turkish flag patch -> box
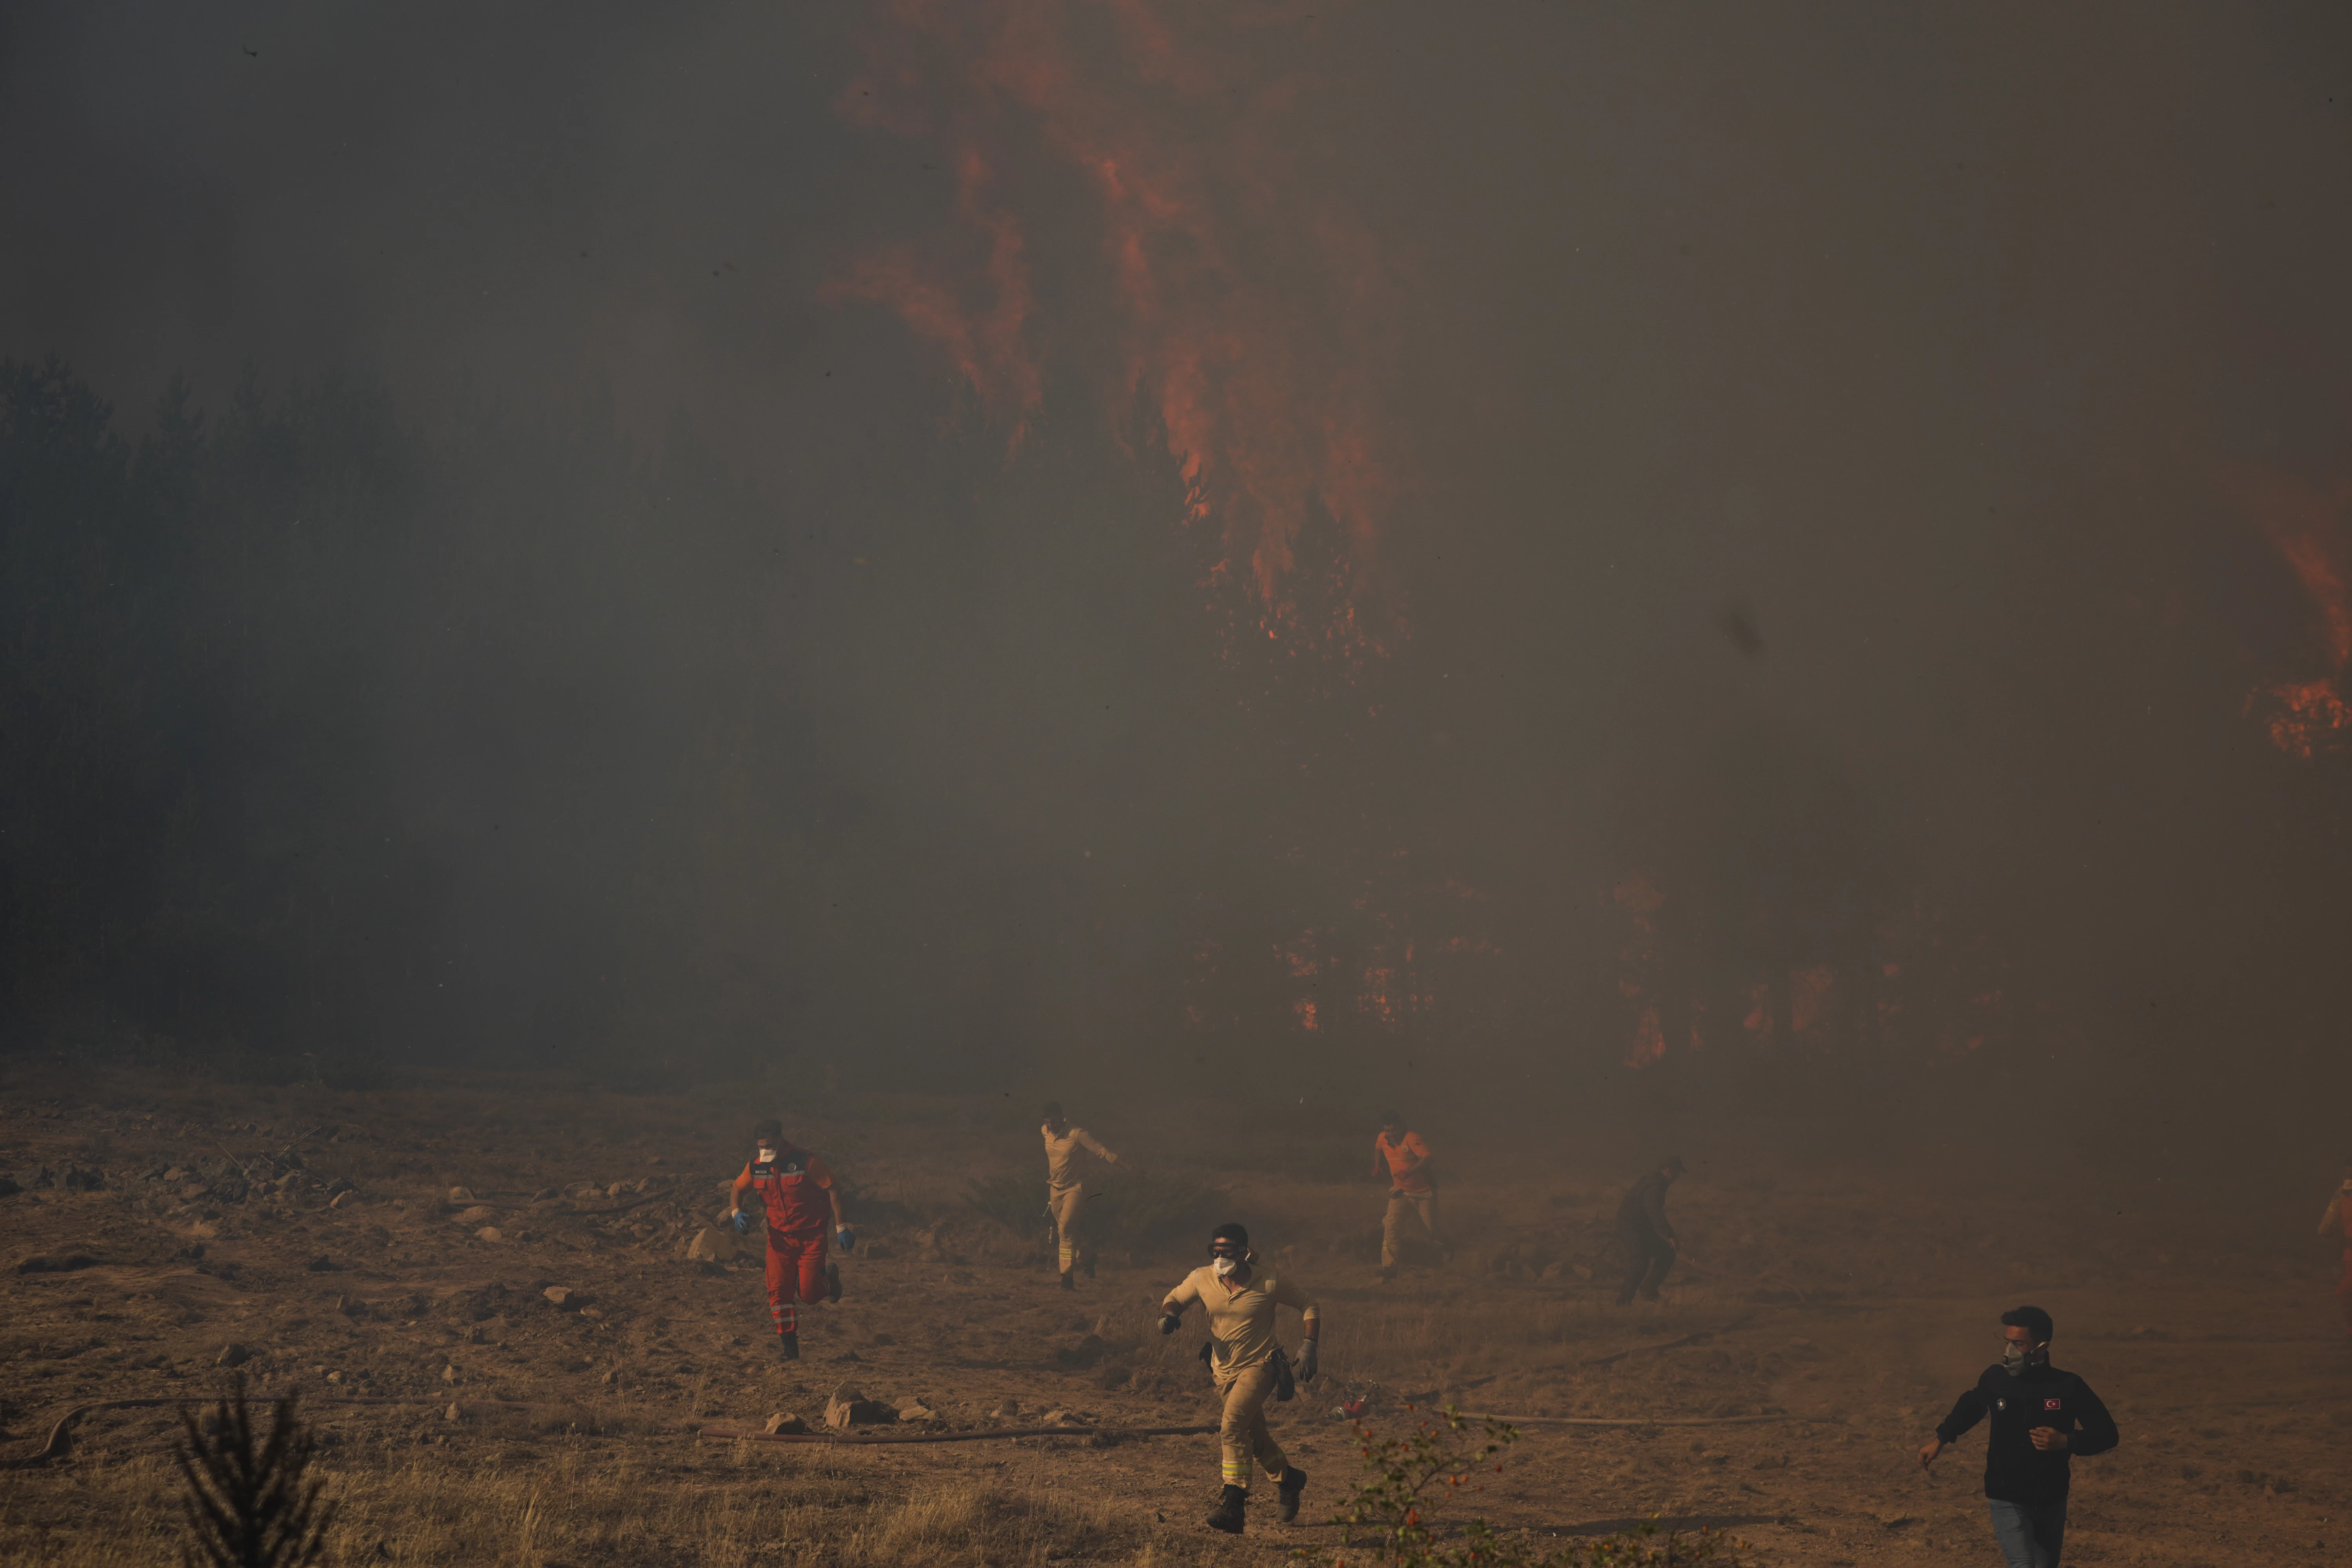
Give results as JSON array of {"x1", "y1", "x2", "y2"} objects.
[{"x1": 2044, "y1": 1398, "x2": 2062, "y2": 1410}]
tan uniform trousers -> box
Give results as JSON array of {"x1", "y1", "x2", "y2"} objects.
[
  {"x1": 1050, "y1": 1184, "x2": 1089, "y2": 1275},
  {"x1": 1215, "y1": 1361, "x2": 1290, "y2": 1488},
  {"x1": 1382, "y1": 1190, "x2": 1443, "y2": 1269}
]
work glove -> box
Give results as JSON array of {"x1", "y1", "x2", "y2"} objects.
[
  {"x1": 1296, "y1": 1341, "x2": 1320, "y2": 1384},
  {"x1": 835, "y1": 1225, "x2": 857, "y2": 1252},
  {"x1": 731, "y1": 1210, "x2": 752, "y2": 1236},
  {"x1": 1158, "y1": 1311, "x2": 1182, "y2": 1336}
]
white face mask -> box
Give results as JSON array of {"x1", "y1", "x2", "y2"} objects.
[
  {"x1": 1212, "y1": 1255, "x2": 1240, "y2": 1277},
  {"x1": 757, "y1": 1146, "x2": 778, "y2": 1163}
]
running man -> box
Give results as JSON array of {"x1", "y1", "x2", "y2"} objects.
[
  {"x1": 1159, "y1": 1221, "x2": 1319, "y2": 1535},
  {"x1": 1919, "y1": 1304, "x2": 2118, "y2": 1568},
  {"x1": 1041, "y1": 1101, "x2": 1129, "y2": 1290},
  {"x1": 1613, "y1": 1154, "x2": 1684, "y2": 1305},
  {"x1": 728, "y1": 1118, "x2": 855, "y2": 1359},
  {"x1": 1372, "y1": 1110, "x2": 1448, "y2": 1281}
]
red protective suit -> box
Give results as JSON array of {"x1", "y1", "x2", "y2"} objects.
[{"x1": 733, "y1": 1146, "x2": 835, "y2": 1333}]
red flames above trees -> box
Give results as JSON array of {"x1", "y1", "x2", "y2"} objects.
[
  {"x1": 2225, "y1": 462, "x2": 2352, "y2": 758},
  {"x1": 827, "y1": 0, "x2": 1402, "y2": 658}
]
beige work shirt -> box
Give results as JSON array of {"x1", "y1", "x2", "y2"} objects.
[
  {"x1": 1042, "y1": 1123, "x2": 1118, "y2": 1194},
  {"x1": 1163, "y1": 1264, "x2": 1319, "y2": 1380}
]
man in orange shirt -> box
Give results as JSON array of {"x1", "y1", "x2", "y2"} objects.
[
  {"x1": 1372, "y1": 1110, "x2": 1448, "y2": 1282},
  {"x1": 728, "y1": 1117, "x2": 854, "y2": 1359},
  {"x1": 2319, "y1": 1160, "x2": 2352, "y2": 1336}
]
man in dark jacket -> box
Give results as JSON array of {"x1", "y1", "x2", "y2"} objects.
[
  {"x1": 1612, "y1": 1154, "x2": 1684, "y2": 1305},
  {"x1": 1919, "y1": 1304, "x2": 2118, "y2": 1568}
]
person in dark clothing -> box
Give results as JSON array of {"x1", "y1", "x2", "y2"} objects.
[
  {"x1": 1918, "y1": 1304, "x2": 2118, "y2": 1568},
  {"x1": 1613, "y1": 1154, "x2": 1685, "y2": 1305}
]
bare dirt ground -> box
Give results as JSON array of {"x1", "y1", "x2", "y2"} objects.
[{"x1": 0, "y1": 1062, "x2": 2342, "y2": 1566}]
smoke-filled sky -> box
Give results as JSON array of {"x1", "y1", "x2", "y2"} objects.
[{"x1": 6, "y1": 3, "x2": 2351, "y2": 1129}]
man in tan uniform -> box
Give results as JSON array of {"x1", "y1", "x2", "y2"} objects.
[
  {"x1": 1159, "y1": 1221, "x2": 1320, "y2": 1534},
  {"x1": 1041, "y1": 1101, "x2": 1127, "y2": 1290}
]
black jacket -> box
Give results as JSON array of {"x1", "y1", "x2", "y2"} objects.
[
  {"x1": 1935, "y1": 1362, "x2": 2118, "y2": 1505},
  {"x1": 1614, "y1": 1170, "x2": 1675, "y2": 1242}
]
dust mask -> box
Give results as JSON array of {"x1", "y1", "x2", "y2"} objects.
[
  {"x1": 1212, "y1": 1256, "x2": 1239, "y2": 1277},
  {"x1": 757, "y1": 1146, "x2": 778, "y2": 1163}
]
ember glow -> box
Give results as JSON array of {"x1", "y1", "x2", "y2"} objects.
[
  {"x1": 829, "y1": 0, "x2": 1403, "y2": 655},
  {"x1": 2225, "y1": 462, "x2": 2352, "y2": 756}
]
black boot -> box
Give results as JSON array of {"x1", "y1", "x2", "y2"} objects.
[
  {"x1": 1277, "y1": 1466, "x2": 1308, "y2": 1523},
  {"x1": 776, "y1": 1330, "x2": 799, "y2": 1360},
  {"x1": 826, "y1": 1261, "x2": 843, "y2": 1303},
  {"x1": 1205, "y1": 1484, "x2": 1246, "y2": 1534},
  {"x1": 1082, "y1": 1255, "x2": 1096, "y2": 1280},
  {"x1": 1058, "y1": 1270, "x2": 1076, "y2": 1291}
]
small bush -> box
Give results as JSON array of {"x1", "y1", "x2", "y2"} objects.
[
  {"x1": 1090, "y1": 1167, "x2": 1227, "y2": 1254},
  {"x1": 963, "y1": 1170, "x2": 1051, "y2": 1240},
  {"x1": 173, "y1": 1374, "x2": 338, "y2": 1568},
  {"x1": 1312, "y1": 1405, "x2": 1748, "y2": 1567}
]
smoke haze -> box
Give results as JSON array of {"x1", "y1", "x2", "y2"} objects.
[{"x1": 6, "y1": 2, "x2": 2351, "y2": 1158}]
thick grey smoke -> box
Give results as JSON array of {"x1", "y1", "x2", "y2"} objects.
[{"x1": 5, "y1": 2, "x2": 2350, "y2": 1158}]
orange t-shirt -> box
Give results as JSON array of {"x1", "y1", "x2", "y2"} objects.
[{"x1": 1376, "y1": 1131, "x2": 1433, "y2": 1194}]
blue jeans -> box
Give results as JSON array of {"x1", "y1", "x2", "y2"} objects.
[{"x1": 1987, "y1": 1497, "x2": 2067, "y2": 1568}]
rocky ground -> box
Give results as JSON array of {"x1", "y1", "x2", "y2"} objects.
[{"x1": 0, "y1": 1063, "x2": 2343, "y2": 1565}]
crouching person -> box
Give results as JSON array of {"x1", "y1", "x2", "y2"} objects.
[{"x1": 1159, "y1": 1221, "x2": 1319, "y2": 1534}]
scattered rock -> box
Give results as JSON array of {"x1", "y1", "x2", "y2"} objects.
[
  {"x1": 190, "y1": 1221, "x2": 221, "y2": 1241},
  {"x1": 543, "y1": 1286, "x2": 577, "y2": 1308},
  {"x1": 326, "y1": 1370, "x2": 345, "y2": 1384},
  {"x1": 448, "y1": 1187, "x2": 474, "y2": 1203},
  {"x1": 686, "y1": 1229, "x2": 739, "y2": 1263},
  {"x1": 764, "y1": 1412, "x2": 808, "y2": 1435},
  {"x1": 1040, "y1": 1407, "x2": 1076, "y2": 1426},
  {"x1": 824, "y1": 1383, "x2": 893, "y2": 1429},
  {"x1": 896, "y1": 1399, "x2": 939, "y2": 1423},
  {"x1": 325, "y1": 1177, "x2": 356, "y2": 1198},
  {"x1": 606, "y1": 1181, "x2": 625, "y2": 1198},
  {"x1": 991, "y1": 1399, "x2": 1020, "y2": 1421},
  {"x1": 215, "y1": 1343, "x2": 251, "y2": 1368},
  {"x1": 444, "y1": 1401, "x2": 461, "y2": 1421},
  {"x1": 164, "y1": 1166, "x2": 190, "y2": 1183},
  {"x1": 441, "y1": 1365, "x2": 459, "y2": 1384},
  {"x1": 305, "y1": 1255, "x2": 339, "y2": 1272},
  {"x1": 474, "y1": 1227, "x2": 503, "y2": 1243},
  {"x1": 329, "y1": 1191, "x2": 357, "y2": 1210},
  {"x1": 457, "y1": 1205, "x2": 496, "y2": 1225},
  {"x1": 1880, "y1": 1514, "x2": 1916, "y2": 1531}
]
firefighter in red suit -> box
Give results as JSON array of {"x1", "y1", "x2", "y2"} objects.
[{"x1": 728, "y1": 1118, "x2": 855, "y2": 1358}]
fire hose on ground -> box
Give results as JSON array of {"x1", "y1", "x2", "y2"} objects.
[{"x1": 9, "y1": 1392, "x2": 1835, "y2": 1470}]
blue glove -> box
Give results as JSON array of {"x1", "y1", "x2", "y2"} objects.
[
  {"x1": 835, "y1": 1225, "x2": 857, "y2": 1252},
  {"x1": 731, "y1": 1210, "x2": 751, "y2": 1235}
]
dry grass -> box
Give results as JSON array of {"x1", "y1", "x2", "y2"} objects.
[{"x1": 0, "y1": 1443, "x2": 1180, "y2": 1568}]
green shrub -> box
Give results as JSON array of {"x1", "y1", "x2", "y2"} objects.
[
  {"x1": 1309, "y1": 1405, "x2": 1749, "y2": 1567},
  {"x1": 964, "y1": 1169, "x2": 1052, "y2": 1240}
]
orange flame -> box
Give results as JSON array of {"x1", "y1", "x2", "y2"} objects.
[
  {"x1": 2223, "y1": 462, "x2": 2352, "y2": 756},
  {"x1": 829, "y1": 0, "x2": 1401, "y2": 650}
]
